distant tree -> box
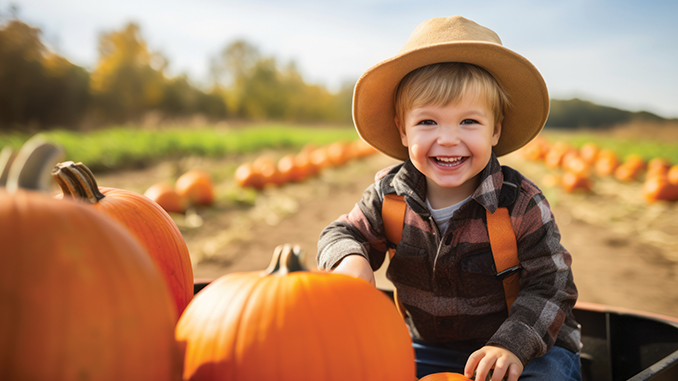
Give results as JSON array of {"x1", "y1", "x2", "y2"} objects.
[
  {"x1": 161, "y1": 75, "x2": 227, "y2": 119},
  {"x1": 0, "y1": 19, "x2": 89, "y2": 130},
  {"x1": 89, "y1": 22, "x2": 166, "y2": 122},
  {"x1": 210, "y1": 39, "x2": 259, "y2": 88},
  {"x1": 209, "y1": 39, "x2": 353, "y2": 123},
  {"x1": 547, "y1": 98, "x2": 666, "y2": 129}
]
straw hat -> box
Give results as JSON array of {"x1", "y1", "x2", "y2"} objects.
[{"x1": 353, "y1": 16, "x2": 549, "y2": 160}]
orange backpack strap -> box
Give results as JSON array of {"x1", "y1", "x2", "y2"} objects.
[
  {"x1": 381, "y1": 194, "x2": 407, "y2": 318},
  {"x1": 383, "y1": 194, "x2": 407, "y2": 254},
  {"x1": 486, "y1": 207, "x2": 521, "y2": 311}
]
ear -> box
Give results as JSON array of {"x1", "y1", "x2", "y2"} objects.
[
  {"x1": 491, "y1": 122, "x2": 502, "y2": 147},
  {"x1": 395, "y1": 117, "x2": 408, "y2": 147}
]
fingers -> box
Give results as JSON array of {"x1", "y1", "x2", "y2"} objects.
[
  {"x1": 464, "y1": 347, "x2": 523, "y2": 381},
  {"x1": 464, "y1": 350, "x2": 482, "y2": 379},
  {"x1": 505, "y1": 363, "x2": 522, "y2": 381}
]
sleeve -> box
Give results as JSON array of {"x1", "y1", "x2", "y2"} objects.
[
  {"x1": 316, "y1": 181, "x2": 391, "y2": 272},
  {"x1": 486, "y1": 189, "x2": 578, "y2": 366}
]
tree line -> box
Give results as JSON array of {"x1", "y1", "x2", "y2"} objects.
[
  {"x1": 546, "y1": 99, "x2": 672, "y2": 129},
  {"x1": 1, "y1": 12, "x2": 673, "y2": 132},
  {"x1": 0, "y1": 16, "x2": 354, "y2": 132}
]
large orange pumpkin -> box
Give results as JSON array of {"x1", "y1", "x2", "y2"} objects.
[
  {"x1": 176, "y1": 244, "x2": 415, "y2": 381},
  {"x1": 419, "y1": 372, "x2": 472, "y2": 381},
  {"x1": 52, "y1": 161, "x2": 194, "y2": 318},
  {"x1": 0, "y1": 187, "x2": 181, "y2": 380}
]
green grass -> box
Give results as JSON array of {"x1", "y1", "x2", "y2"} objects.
[
  {"x1": 4, "y1": 124, "x2": 675, "y2": 173},
  {"x1": 0, "y1": 123, "x2": 358, "y2": 172},
  {"x1": 541, "y1": 130, "x2": 678, "y2": 164}
]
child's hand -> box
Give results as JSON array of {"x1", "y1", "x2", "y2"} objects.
[
  {"x1": 464, "y1": 345, "x2": 522, "y2": 381},
  {"x1": 332, "y1": 254, "x2": 376, "y2": 286}
]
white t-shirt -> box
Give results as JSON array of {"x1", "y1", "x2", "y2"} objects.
[{"x1": 426, "y1": 195, "x2": 472, "y2": 234}]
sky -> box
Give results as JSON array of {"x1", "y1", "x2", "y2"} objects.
[{"x1": 5, "y1": 0, "x2": 678, "y2": 119}]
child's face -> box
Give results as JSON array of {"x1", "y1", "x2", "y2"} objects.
[{"x1": 396, "y1": 94, "x2": 501, "y2": 203}]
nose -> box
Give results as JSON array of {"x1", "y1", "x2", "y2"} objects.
[{"x1": 436, "y1": 125, "x2": 461, "y2": 146}]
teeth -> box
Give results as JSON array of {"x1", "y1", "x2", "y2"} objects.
[{"x1": 436, "y1": 157, "x2": 463, "y2": 163}]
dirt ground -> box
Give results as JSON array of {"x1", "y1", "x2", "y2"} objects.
[{"x1": 95, "y1": 148, "x2": 678, "y2": 319}]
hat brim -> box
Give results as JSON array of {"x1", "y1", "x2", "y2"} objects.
[{"x1": 353, "y1": 41, "x2": 549, "y2": 160}]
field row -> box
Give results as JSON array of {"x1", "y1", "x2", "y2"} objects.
[{"x1": 517, "y1": 136, "x2": 678, "y2": 203}]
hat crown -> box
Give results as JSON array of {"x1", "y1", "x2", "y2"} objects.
[{"x1": 399, "y1": 16, "x2": 502, "y2": 55}]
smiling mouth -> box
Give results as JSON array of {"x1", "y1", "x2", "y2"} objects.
[{"x1": 433, "y1": 156, "x2": 467, "y2": 167}]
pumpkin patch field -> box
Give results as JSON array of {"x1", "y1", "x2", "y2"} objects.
[
  {"x1": 2, "y1": 123, "x2": 678, "y2": 378},
  {"x1": 90, "y1": 124, "x2": 678, "y2": 318}
]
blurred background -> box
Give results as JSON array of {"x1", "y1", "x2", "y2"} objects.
[
  {"x1": 2, "y1": 0, "x2": 678, "y2": 317},
  {"x1": 1, "y1": 0, "x2": 677, "y2": 131}
]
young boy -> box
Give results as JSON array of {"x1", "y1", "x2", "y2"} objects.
[{"x1": 317, "y1": 16, "x2": 581, "y2": 381}]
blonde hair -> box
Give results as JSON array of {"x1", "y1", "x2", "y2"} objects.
[{"x1": 394, "y1": 63, "x2": 510, "y2": 130}]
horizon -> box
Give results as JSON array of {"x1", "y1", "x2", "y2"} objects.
[{"x1": 5, "y1": 0, "x2": 678, "y2": 120}]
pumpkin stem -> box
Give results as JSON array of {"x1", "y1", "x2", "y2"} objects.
[
  {"x1": 263, "y1": 244, "x2": 307, "y2": 276},
  {"x1": 4, "y1": 135, "x2": 65, "y2": 192},
  {"x1": 51, "y1": 161, "x2": 106, "y2": 204}
]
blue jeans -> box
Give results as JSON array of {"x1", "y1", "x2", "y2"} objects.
[{"x1": 414, "y1": 342, "x2": 581, "y2": 380}]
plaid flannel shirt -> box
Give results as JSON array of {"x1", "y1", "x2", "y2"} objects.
[{"x1": 317, "y1": 153, "x2": 581, "y2": 366}]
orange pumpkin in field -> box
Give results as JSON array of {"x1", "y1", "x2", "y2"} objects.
[
  {"x1": 234, "y1": 162, "x2": 265, "y2": 190},
  {"x1": 544, "y1": 142, "x2": 572, "y2": 169},
  {"x1": 594, "y1": 149, "x2": 620, "y2": 177},
  {"x1": 642, "y1": 175, "x2": 678, "y2": 203},
  {"x1": 52, "y1": 161, "x2": 194, "y2": 318},
  {"x1": 351, "y1": 139, "x2": 377, "y2": 158},
  {"x1": 579, "y1": 142, "x2": 600, "y2": 164},
  {"x1": 562, "y1": 152, "x2": 590, "y2": 177},
  {"x1": 252, "y1": 156, "x2": 286, "y2": 187},
  {"x1": 176, "y1": 244, "x2": 415, "y2": 381},
  {"x1": 309, "y1": 146, "x2": 331, "y2": 169},
  {"x1": 325, "y1": 141, "x2": 351, "y2": 166},
  {"x1": 614, "y1": 154, "x2": 646, "y2": 182},
  {"x1": 519, "y1": 137, "x2": 550, "y2": 161},
  {"x1": 144, "y1": 182, "x2": 186, "y2": 213},
  {"x1": 277, "y1": 154, "x2": 305, "y2": 183},
  {"x1": 419, "y1": 373, "x2": 472, "y2": 381},
  {"x1": 646, "y1": 157, "x2": 672, "y2": 178},
  {"x1": 176, "y1": 169, "x2": 215, "y2": 206},
  {"x1": 668, "y1": 165, "x2": 678, "y2": 186},
  {"x1": 561, "y1": 171, "x2": 592, "y2": 193},
  {"x1": 294, "y1": 150, "x2": 320, "y2": 179}
]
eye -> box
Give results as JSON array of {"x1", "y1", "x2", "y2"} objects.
[
  {"x1": 460, "y1": 119, "x2": 480, "y2": 125},
  {"x1": 417, "y1": 119, "x2": 437, "y2": 126}
]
